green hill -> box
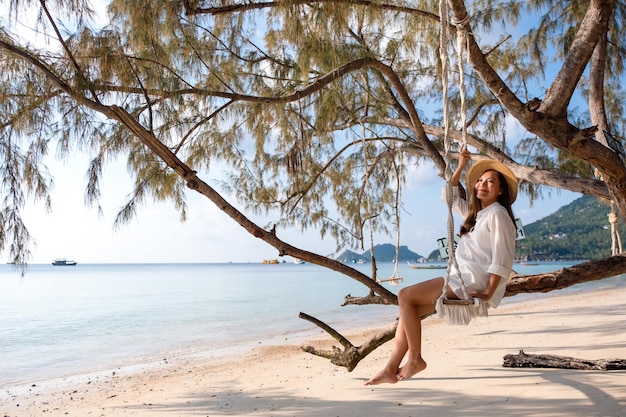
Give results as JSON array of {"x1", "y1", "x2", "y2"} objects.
[
  {"x1": 336, "y1": 195, "x2": 624, "y2": 263},
  {"x1": 516, "y1": 195, "x2": 624, "y2": 261}
]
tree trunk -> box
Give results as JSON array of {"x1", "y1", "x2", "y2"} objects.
[{"x1": 505, "y1": 254, "x2": 626, "y2": 296}]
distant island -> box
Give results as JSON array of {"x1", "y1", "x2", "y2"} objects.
[
  {"x1": 335, "y1": 195, "x2": 624, "y2": 263},
  {"x1": 336, "y1": 244, "x2": 422, "y2": 263}
]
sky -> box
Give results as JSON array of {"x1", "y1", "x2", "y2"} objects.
[
  {"x1": 7, "y1": 0, "x2": 581, "y2": 264},
  {"x1": 18, "y1": 148, "x2": 579, "y2": 264}
]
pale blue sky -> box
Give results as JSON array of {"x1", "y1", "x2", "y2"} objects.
[{"x1": 20, "y1": 147, "x2": 578, "y2": 264}]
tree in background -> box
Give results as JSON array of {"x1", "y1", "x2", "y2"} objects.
[{"x1": 1, "y1": 0, "x2": 625, "y2": 368}]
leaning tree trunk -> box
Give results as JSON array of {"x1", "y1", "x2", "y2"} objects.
[{"x1": 505, "y1": 254, "x2": 626, "y2": 296}]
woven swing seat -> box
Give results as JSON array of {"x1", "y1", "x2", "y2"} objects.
[
  {"x1": 441, "y1": 298, "x2": 476, "y2": 306},
  {"x1": 436, "y1": 296, "x2": 488, "y2": 325}
]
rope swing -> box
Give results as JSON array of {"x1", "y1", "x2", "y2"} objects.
[
  {"x1": 381, "y1": 146, "x2": 404, "y2": 285},
  {"x1": 359, "y1": 86, "x2": 403, "y2": 286},
  {"x1": 435, "y1": 0, "x2": 488, "y2": 325}
]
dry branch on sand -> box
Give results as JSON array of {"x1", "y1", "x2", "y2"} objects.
[{"x1": 503, "y1": 350, "x2": 626, "y2": 370}]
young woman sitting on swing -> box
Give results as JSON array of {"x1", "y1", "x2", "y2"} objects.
[{"x1": 365, "y1": 146, "x2": 518, "y2": 385}]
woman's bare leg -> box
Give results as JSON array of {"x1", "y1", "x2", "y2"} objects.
[
  {"x1": 396, "y1": 277, "x2": 444, "y2": 380},
  {"x1": 364, "y1": 277, "x2": 443, "y2": 385},
  {"x1": 363, "y1": 317, "x2": 409, "y2": 385}
]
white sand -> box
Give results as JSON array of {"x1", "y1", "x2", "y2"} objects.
[{"x1": 2, "y1": 287, "x2": 625, "y2": 416}]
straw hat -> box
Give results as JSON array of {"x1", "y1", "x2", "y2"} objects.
[{"x1": 467, "y1": 159, "x2": 518, "y2": 203}]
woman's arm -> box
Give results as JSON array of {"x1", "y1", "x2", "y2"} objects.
[
  {"x1": 470, "y1": 274, "x2": 502, "y2": 301},
  {"x1": 451, "y1": 145, "x2": 471, "y2": 186}
]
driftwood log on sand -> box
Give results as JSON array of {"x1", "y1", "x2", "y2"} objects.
[{"x1": 503, "y1": 350, "x2": 626, "y2": 370}]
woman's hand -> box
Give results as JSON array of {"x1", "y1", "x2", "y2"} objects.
[
  {"x1": 469, "y1": 289, "x2": 494, "y2": 301},
  {"x1": 471, "y1": 274, "x2": 502, "y2": 302},
  {"x1": 451, "y1": 145, "x2": 472, "y2": 186},
  {"x1": 458, "y1": 145, "x2": 471, "y2": 169}
]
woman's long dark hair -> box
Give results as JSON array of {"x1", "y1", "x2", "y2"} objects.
[{"x1": 459, "y1": 170, "x2": 516, "y2": 237}]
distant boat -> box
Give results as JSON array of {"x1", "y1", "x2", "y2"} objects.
[
  {"x1": 262, "y1": 259, "x2": 279, "y2": 264},
  {"x1": 52, "y1": 258, "x2": 77, "y2": 266},
  {"x1": 407, "y1": 261, "x2": 446, "y2": 270},
  {"x1": 356, "y1": 259, "x2": 366, "y2": 264},
  {"x1": 293, "y1": 259, "x2": 305, "y2": 264}
]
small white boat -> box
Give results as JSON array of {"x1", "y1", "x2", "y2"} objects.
[
  {"x1": 517, "y1": 261, "x2": 539, "y2": 266},
  {"x1": 407, "y1": 261, "x2": 446, "y2": 269},
  {"x1": 52, "y1": 258, "x2": 77, "y2": 266}
]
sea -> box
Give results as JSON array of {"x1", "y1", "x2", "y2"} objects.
[{"x1": 1, "y1": 261, "x2": 624, "y2": 387}]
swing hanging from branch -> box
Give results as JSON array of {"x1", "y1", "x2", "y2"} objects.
[
  {"x1": 435, "y1": 0, "x2": 488, "y2": 325},
  {"x1": 379, "y1": 146, "x2": 404, "y2": 286},
  {"x1": 359, "y1": 116, "x2": 403, "y2": 286}
]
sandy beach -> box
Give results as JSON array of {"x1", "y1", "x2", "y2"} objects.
[{"x1": 2, "y1": 286, "x2": 625, "y2": 417}]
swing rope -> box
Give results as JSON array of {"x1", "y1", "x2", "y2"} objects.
[
  {"x1": 359, "y1": 81, "x2": 403, "y2": 285},
  {"x1": 386, "y1": 146, "x2": 404, "y2": 285},
  {"x1": 360, "y1": 118, "x2": 379, "y2": 282},
  {"x1": 435, "y1": 0, "x2": 487, "y2": 325},
  {"x1": 609, "y1": 207, "x2": 623, "y2": 255}
]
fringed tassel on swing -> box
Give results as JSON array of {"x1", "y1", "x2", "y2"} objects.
[{"x1": 436, "y1": 296, "x2": 488, "y2": 325}]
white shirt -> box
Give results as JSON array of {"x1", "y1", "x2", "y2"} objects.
[{"x1": 445, "y1": 186, "x2": 516, "y2": 308}]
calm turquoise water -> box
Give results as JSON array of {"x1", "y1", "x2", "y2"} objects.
[{"x1": 0, "y1": 261, "x2": 622, "y2": 386}]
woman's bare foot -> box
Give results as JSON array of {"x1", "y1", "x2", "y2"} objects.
[
  {"x1": 397, "y1": 358, "x2": 427, "y2": 380},
  {"x1": 364, "y1": 369, "x2": 399, "y2": 386}
]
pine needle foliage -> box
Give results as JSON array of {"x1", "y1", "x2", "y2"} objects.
[{"x1": 0, "y1": 0, "x2": 625, "y2": 263}]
